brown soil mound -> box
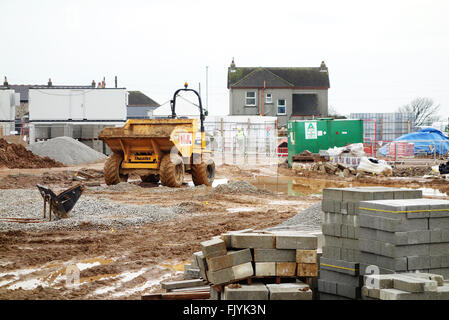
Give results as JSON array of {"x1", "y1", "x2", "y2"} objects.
[{"x1": 0, "y1": 139, "x2": 64, "y2": 169}]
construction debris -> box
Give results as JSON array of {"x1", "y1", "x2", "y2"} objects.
[
  {"x1": 294, "y1": 157, "x2": 394, "y2": 177},
  {"x1": 439, "y1": 161, "x2": 449, "y2": 175},
  {"x1": 323, "y1": 143, "x2": 366, "y2": 159},
  {"x1": 357, "y1": 157, "x2": 393, "y2": 176},
  {"x1": 292, "y1": 150, "x2": 324, "y2": 163},
  {"x1": 303, "y1": 161, "x2": 357, "y2": 177}
]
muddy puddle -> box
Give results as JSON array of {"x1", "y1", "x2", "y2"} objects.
[
  {"x1": 250, "y1": 176, "x2": 348, "y2": 196},
  {"x1": 249, "y1": 175, "x2": 448, "y2": 198}
]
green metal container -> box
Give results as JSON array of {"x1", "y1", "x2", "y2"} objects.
[{"x1": 287, "y1": 119, "x2": 363, "y2": 166}]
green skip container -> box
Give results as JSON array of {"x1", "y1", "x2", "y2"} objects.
[{"x1": 287, "y1": 118, "x2": 363, "y2": 166}]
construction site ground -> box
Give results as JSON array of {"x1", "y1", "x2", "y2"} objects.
[{"x1": 0, "y1": 161, "x2": 448, "y2": 300}]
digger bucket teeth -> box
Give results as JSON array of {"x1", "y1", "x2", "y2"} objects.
[{"x1": 37, "y1": 184, "x2": 85, "y2": 220}]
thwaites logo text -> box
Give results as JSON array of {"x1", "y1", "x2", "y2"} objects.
[{"x1": 179, "y1": 133, "x2": 193, "y2": 146}]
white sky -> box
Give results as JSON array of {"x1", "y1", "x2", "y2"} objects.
[{"x1": 1, "y1": 0, "x2": 448, "y2": 119}]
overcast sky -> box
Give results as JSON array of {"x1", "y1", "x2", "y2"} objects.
[{"x1": 1, "y1": 0, "x2": 448, "y2": 120}]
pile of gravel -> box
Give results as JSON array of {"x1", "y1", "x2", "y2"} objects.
[
  {"x1": 214, "y1": 180, "x2": 270, "y2": 194},
  {"x1": 28, "y1": 136, "x2": 107, "y2": 165},
  {"x1": 276, "y1": 202, "x2": 323, "y2": 228},
  {"x1": 103, "y1": 182, "x2": 143, "y2": 192},
  {"x1": 0, "y1": 189, "x2": 185, "y2": 232},
  {"x1": 89, "y1": 183, "x2": 209, "y2": 194}
]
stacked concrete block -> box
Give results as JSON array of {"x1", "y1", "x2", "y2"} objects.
[
  {"x1": 362, "y1": 273, "x2": 449, "y2": 300},
  {"x1": 266, "y1": 282, "x2": 313, "y2": 300},
  {"x1": 183, "y1": 253, "x2": 201, "y2": 280},
  {"x1": 318, "y1": 257, "x2": 362, "y2": 299},
  {"x1": 321, "y1": 187, "x2": 422, "y2": 263},
  {"x1": 272, "y1": 231, "x2": 319, "y2": 278},
  {"x1": 200, "y1": 238, "x2": 254, "y2": 285},
  {"x1": 359, "y1": 198, "x2": 449, "y2": 278},
  {"x1": 228, "y1": 230, "x2": 319, "y2": 279},
  {"x1": 183, "y1": 264, "x2": 201, "y2": 280},
  {"x1": 223, "y1": 281, "x2": 312, "y2": 300},
  {"x1": 194, "y1": 229, "x2": 320, "y2": 299},
  {"x1": 319, "y1": 187, "x2": 423, "y2": 300},
  {"x1": 193, "y1": 251, "x2": 208, "y2": 281},
  {"x1": 223, "y1": 283, "x2": 269, "y2": 300}
]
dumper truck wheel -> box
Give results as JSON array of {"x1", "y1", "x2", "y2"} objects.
[
  {"x1": 140, "y1": 174, "x2": 160, "y2": 183},
  {"x1": 160, "y1": 154, "x2": 184, "y2": 187},
  {"x1": 192, "y1": 159, "x2": 215, "y2": 186},
  {"x1": 104, "y1": 153, "x2": 128, "y2": 185}
]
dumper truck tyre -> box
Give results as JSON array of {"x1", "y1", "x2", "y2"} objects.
[
  {"x1": 191, "y1": 159, "x2": 215, "y2": 186},
  {"x1": 140, "y1": 174, "x2": 160, "y2": 183},
  {"x1": 160, "y1": 154, "x2": 184, "y2": 187},
  {"x1": 104, "y1": 152, "x2": 128, "y2": 185}
]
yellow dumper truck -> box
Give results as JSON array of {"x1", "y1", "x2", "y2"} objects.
[{"x1": 99, "y1": 84, "x2": 215, "y2": 187}]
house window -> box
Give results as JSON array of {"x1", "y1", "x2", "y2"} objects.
[
  {"x1": 277, "y1": 99, "x2": 286, "y2": 115},
  {"x1": 245, "y1": 91, "x2": 256, "y2": 106},
  {"x1": 265, "y1": 93, "x2": 272, "y2": 104}
]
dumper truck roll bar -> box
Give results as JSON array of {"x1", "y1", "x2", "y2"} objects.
[{"x1": 171, "y1": 82, "x2": 205, "y2": 134}]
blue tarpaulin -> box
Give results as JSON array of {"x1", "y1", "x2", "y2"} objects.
[{"x1": 379, "y1": 128, "x2": 449, "y2": 156}]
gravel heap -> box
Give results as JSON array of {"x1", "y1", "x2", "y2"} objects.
[
  {"x1": 88, "y1": 183, "x2": 209, "y2": 194},
  {"x1": 276, "y1": 202, "x2": 323, "y2": 228},
  {"x1": 102, "y1": 182, "x2": 143, "y2": 192},
  {"x1": 214, "y1": 180, "x2": 271, "y2": 195},
  {"x1": 28, "y1": 136, "x2": 106, "y2": 165},
  {"x1": 0, "y1": 189, "x2": 184, "y2": 232}
]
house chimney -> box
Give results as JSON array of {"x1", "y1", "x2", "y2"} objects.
[
  {"x1": 91, "y1": 80, "x2": 96, "y2": 88},
  {"x1": 230, "y1": 58, "x2": 236, "y2": 72},
  {"x1": 3, "y1": 76, "x2": 8, "y2": 87},
  {"x1": 115, "y1": 76, "x2": 117, "y2": 88},
  {"x1": 48, "y1": 78, "x2": 52, "y2": 87},
  {"x1": 320, "y1": 61, "x2": 328, "y2": 72}
]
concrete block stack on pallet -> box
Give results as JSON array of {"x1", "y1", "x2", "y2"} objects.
[
  {"x1": 359, "y1": 198, "x2": 449, "y2": 279},
  {"x1": 193, "y1": 229, "x2": 318, "y2": 300},
  {"x1": 319, "y1": 187, "x2": 423, "y2": 300},
  {"x1": 362, "y1": 272, "x2": 449, "y2": 300}
]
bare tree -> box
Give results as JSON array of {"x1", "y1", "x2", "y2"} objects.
[
  {"x1": 327, "y1": 105, "x2": 346, "y2": 119},
  {"x1": 398, "y1": 97, "x2": 441, "y2": 126}
]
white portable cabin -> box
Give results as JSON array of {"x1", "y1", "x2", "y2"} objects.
[
  {"x1": 0, "y1": 89, "x2": 18, "y2": 135},
  {"x1": 29, "y1": 88, "x2": 128, "y2": 121}
]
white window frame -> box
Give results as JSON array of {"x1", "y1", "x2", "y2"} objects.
[
  {"x1": 245, "y1": 91, "x2": 257, "y2": 106},
  {"x1": 277, "y1": 99, "x2": 286, "y2": 115},
  {"x1": 265, "y1": 93, "x2": 272, "y2": 104}
]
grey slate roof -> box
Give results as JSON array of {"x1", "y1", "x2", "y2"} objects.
[
  {"x1": 228, "y1": 66, "x2": 330, "y2": 89},
  {"x1": 127, "y1": 91, "x2": 160, "y2": 107}
]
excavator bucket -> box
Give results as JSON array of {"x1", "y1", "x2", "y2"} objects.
[{"x1": 37, "y1": 184, "x2": 85, "y2": 220}]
